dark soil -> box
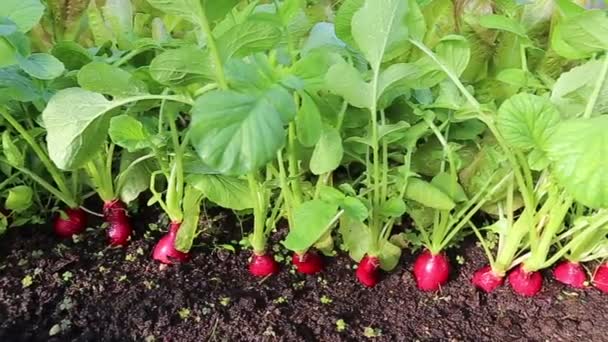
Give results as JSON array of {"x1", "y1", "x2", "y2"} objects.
[{"x1": 0, "y1": 208, "x2": 606, "y2": 342}]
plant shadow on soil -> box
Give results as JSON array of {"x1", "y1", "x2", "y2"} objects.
[{"x1": 0, "y1": 204, "x2": 606, "y2": 342}]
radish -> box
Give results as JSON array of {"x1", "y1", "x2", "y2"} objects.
[
  {"x1": 152, "y1": 222, "x2": 190, "y2": 264},
  {"x1": 593, "y1": 264, "x2": 608, "y2": 293},
  {"x1": 103, "y1": 200, "x2": 132, "y2": 246},
  {"x1": 292, "y1": 251, "x2": 323, "y2": 275},
  {"x1": 472, "y1": 265, "x2": 505, "y2": 293},
  {"x1": 54, "y1": 208, "x2": 87, "y2": 238},
  {"x1": 249, "y1": 252, "x2": 279, "y2": 277},
  {"x1": 553, "y1": 261, "x2": 586, "y2": 288},
  {"x1": 508, "y1": 264, "x2": 542, "y2": 296},
  {"x1": 356, "y1": 254, "x2": 380, "y2": 288},
  {"x1": 413, "y1": 250, "x2": 450, "y2": 291}
]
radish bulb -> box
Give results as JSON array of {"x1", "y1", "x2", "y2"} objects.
[
  {"x1": 356, "y1": 254, "x2": 380, "y2": 288},
  {"x1": 553, "y1": 261, "x2": 586, "y2": 288},
  {"x1": 152, "y1": 222, "x2": 190, "y2": 264},
  {"x1": 54, "y1": 208, "x2": 87, "y2": 238},
  {"x1": 292, "y1": 251, "x2": 323, "y2": 275},
  {"x1": 508, "y1": 264, "x2": 542, "y2": 296},
  {"x1": 413, "y1": 250, "x2": 450, "y2": 291},
  {"x1": 472, "y1": 266, "x2": 504, "y2": 293},
  {"x1": 248, "y1": 252, "x2": 279, "y2": 277},
  {"x1": 103, "y1": 200, "x2": 132, "y2": 246},
  {"x1": 593, "y1": 264, "x2": 608, "y2": 293}
]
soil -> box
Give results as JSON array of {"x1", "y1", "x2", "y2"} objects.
[{"x1": 0, "y1": 207, "x2": 606, "y2": 342}]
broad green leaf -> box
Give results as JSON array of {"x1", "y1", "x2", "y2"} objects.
[
  {"x1": 497, "y1": 93, "x2": 561, "y2": 151},
  {"x1": 0, "y1": 0, "x2": 44, "y2": 32},
  {"x1": 378, "y1": 240, "x2": 401, "y2": 271},
  {"x1": 190, "y1": 86, "x2": 296, "y2": 175},
  {"x1": 103, "y1": 0, "x2": 133, "y2": 46},
  {"x1": 290, "y1": 49, "x2": 337, "y2": 90},
  {"x1": 379, "y1": 197, "x2": 406, "y2": 218},
  {"x1": 175, "y1": 186, "x2": 204, "y2": 252},
  {"x1": 296, "y1": 92, "x2": 322, "y2": 147},
  {"x1": 431, "y1": 172, "x2": 467, "y2": 202},
  {"x1": 0, "y1": 38, "x2": 17, "y2": 67},
  {"x1": 551, "y1": 59, "x2": 608, "y2": 118},
  {"x1": 318, "y1": 185, "x2": 346, "y2": 204},
  {"x1": 0, "y1": 18, "x2": 17, "y2": 36},
  {"x1": 557, "y1": 11, "x2": 608, "y2": 57},
  {"x1": 545, "y1": 116, "x2": 608, "y2": 208},
  {"x1": 87, "y1": 0, "x2": 113, "y2": 45},
  {"x1": 325, "y1": 61, "x2": 371, "y2": 109},
  {"x1": 339, "y1": 212, "x2": 371, "y2": 262},
  {"x1": 310, "y1": 126, "x2": 343, "y2": 175},
  {"x1": 204, "y1": 0, "x2": 239, "y2": 22},
  {"x1": 405, "y1": 177, "x2": 455, "y2": 210},
  {"x1": 377, "y1": 63, "x2": 418, "y2": 100},
  {"x1": 340, "y1": 196, "x2": 368, "y2": 222},
  {"x1": 351, "y1": 0, "x2": 409, "y2": 67},
  {"x1": 435, "y1": 35, "x2": 470, "y2": 77},
  {"x1": 17, "y1": 53, "x2": 65, "y2": 80},
  {"x1": 149, "y1": 46, "x2": 215, "y2": 85},
  {"x1": 118, "y1": 151, "x2": 151, "y2": 204},
  {"x1": 108, "y1": 115, "x2": 151, "y2": 152},
  {"x1": 146, "y1": 0, "x2": 203, "y2": 25},
  {"x1": 334, "y1": 0, "x2": 363, "y2": 47},
  {"x1": 301, "y1": 22, "x2": 345, "y2": 54},
  {"x1": 78, "y1": 62, "x2": 144, "y2": 97},
  {"x1": 51, "y1": 41, "x2": 93, "y2": 70},
  {"x1": 188, "y1": 174, "x2": 254, "y2": 210},
  {"x1": 283, "y1": 200, "x2": 339, "y2": 252},
  {"x1": 496, "y1": 69, "x2": 543, "y2": 89},
  {"x1": 42, "y1": 88, "x2": 116, "y2": 170},
  {"x1": 478, "y1": 14, "x2": 528, "y2": 38},
  {"x1": 5, "y1": 185, "x2": 32, "y2": 212},
  {"x1": 0, "y1": 68, "x2": 40, "y2": 103},
  {"x1": 217, "y1": 17, "x2": 282, "y2": 60}
]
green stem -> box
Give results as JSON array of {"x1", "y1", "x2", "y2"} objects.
[
  {"x1": 0, "y1": 109, "x2": 76, "y2": 207},
  {"x1": 247, "y1": 172, "x2": 266, "y2": 253},
  {"x1": 276, "y1": 151, "x2": 294, "y2": 227},
  {"x1": 287, "y1": 122, "x2": 302, "y2": 205},
  {"x1": 583, "y1": 52, "x2": 608, "y2": 119}
]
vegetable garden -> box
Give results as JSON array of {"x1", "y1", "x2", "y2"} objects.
[{"x1": 1, "y1": 0, "x2": 608, "y2": 340}]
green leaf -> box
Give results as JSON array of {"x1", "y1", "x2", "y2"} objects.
[
  {"x1": 146, "y1": 0, "x2": 203, "y2": 25},
  {"x1": 557, "y1": 11, "x2": 608, "y2": 57},
  {"x1": 188, "y1": 174, "x2": 254, "y2": 210},
  {"x1": 175, "y1": 186, "x2": 204, "y2": 252},
  {"x1": 42, "y1": 88, "x2": 116, "y2": 170},
  {"x1": 118, "y1": 151, "x2": 151, "y2": 204},
  {"x1": 87, "y1": 0, "x2": 114, "y2": 45},
  {"x1": 551, "y1": 59, "x2": 608, "y2": 118},
  {"x1": 545, "y1": 116, "x2": 608, "y2": 208},
  {"x1": 431, "y1": 172, "x2": 467, "y2": 203},
  {"x1": 317, "y1": 185, "x2": 346, "y2": 204},
  {"x1": 339, "y1": 212, "x2": 371, "y2": 262},
  {"x1": 0, "y1": 0, "x2": 44, "y2": 32},
  {"x1": 497, "y1": 93, "x2": 561, "y2": 151},
  {"x1": 377, "y1": 63, "x2": 418, "y2": 100},
  {"x1": 78, "y1": 62, "x2": 145, "y2": 97},
  {"x1": 17, "y1": 53, "x2": 65, "y2": 80},
  {"x1": 379, "y1": 197, "x2": 406, "y2": 218},
  {"x1": 5, "y1": 185, "x2": 32, "y2": 212},
  {"x1": 310, "y1": 125, "x2": 343, "y2": 175},
  {"x1": 217, "y1": 17, "x2": 282, "y2": 60},
  {"x1": 0, "y1": 18, "x2": 17, "y2": 36},
  {"x1": 351, "y1": 0, "x2": 409, "y2": 67},
  {"x1": 108, "y1": 115, "x2": 151, "y2": 152},
  {"x1": 296, "y1": 92, "x2": 322, "y2": 147},
  {"x1": 435, "y1": 35, "x2": 470, "y2": 77},
  {"x1": 283, "y1": 199, "x2": 339, "y2": 252},
  {"x1": 149, "y1": 46, "x2": 215, "y2": 85},
  {"x1": 301, "y1": 22, "x2": 345, "y2": 54},
  {"x1": 325, "y1": 61, "x2": 371, "y2": 109},
  {"x1": 340, "y1": 196, "x2": 368, "y2": 222},
  {"x1": 334, "y1": 0, "x2": 363, "y2": 47},
  {"x1": 0, "y1": 67, "x2": 40, "y2": 103},
  {"x1": 378, "y1": 240, "x2": 401, "y2": 271},
  {"x1": 478, "y1": 14, "x2": 529, "y2": 38},
  {"x1": 2, "y1": 131, "x2": 24, "y2": 167},
  {"x1": 190, "y1": 86, "x2": 296, "y2": 175},
  {"x1": 203, "y1": 0, "x2": 239, "y2": 22},
  {"x1": 51, "y1": 41, "x2": 93, "y2": 70},
  {"x1": 405, "y1": 177, "x2": 455, "y2": 210}
]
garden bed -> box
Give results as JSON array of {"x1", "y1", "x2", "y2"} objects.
[{"x1": 1, "y1": 210, "x2": 605, "y2": 342}]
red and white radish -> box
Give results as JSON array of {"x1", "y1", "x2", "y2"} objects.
[
  {"x1": 356, "y1": 254, "x2": 380, "y2": 288},
  {"x1": 553, "y1": 261, "x2": 586, "y2": 288},
  {"x1": 413, "y1": 250, "x2": 450, "y2": 291},
  {"x1": 508, "y1": 264, "x2": 542, "y2": 296},
  {"x1": 103, "y1": 200, "x2": 132, "y2": 246},
  {"x1": 292, "y1": 251, "x2": 323, "y2": 275},
  {"x1": 54, "y1": 208, "x2": 87, "y2": 238},
  {"x1": 249, "y1": 252, "x2": 279, "y2": 277},
  {"x1": 152, "y1": 222, "x2": 190, "y2": 264},
  {"x1": 593, "y1": 263, "x2": 608, "y2": 293},
  {"x1": 472, "y1": 265, "x2": 504, "y2": 293}
]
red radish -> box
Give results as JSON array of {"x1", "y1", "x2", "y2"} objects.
[
  {"x1": 553, "y1": 261, "x2": 586, "y2": 288},
  {"x1": 593, "y1": 264, "x2": 608, "y2": 293},
  {"x1": 413, "y1": 250, "x2": 450, "y2": 291},
  {"x1": 508, "y1": 264, "x2": 542, "y2": 296},
  {"x1": 472, "y1": 265, "x2": 504, "y2": 293},
  {"x1": 292, "y1": 251, "x2": 323, "y2": 275},
  {"x1": 103, "y1": 200, "x2": 132, "y2": 246},
  {"x1": 152, "y1": 222, "x2": 190, "y2": 264},
  {"x1": 356, "y1": 254, "x2": 380, "y2": 288},
  {"x1": 248, "y1": 252, "x2": 279, "y2": 277},
  {"x1": 54, "y1": 208, "x2": 87, "y2": 238}
]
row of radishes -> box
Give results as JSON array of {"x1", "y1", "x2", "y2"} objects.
[{"x1": 51, "y1": 206, "x2": 608, "y2": 297}]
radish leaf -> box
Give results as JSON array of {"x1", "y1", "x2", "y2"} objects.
[{"x1": 283, "y1": 199, "x2": 339, "y2": 252}]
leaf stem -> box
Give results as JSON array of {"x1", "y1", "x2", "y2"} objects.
[
  {"x1": 198, "y1": 7, "x2": 228, "y2": 89},
  {"x1": 583, "y1": 52, "x2": 608, "y2": 119}
]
